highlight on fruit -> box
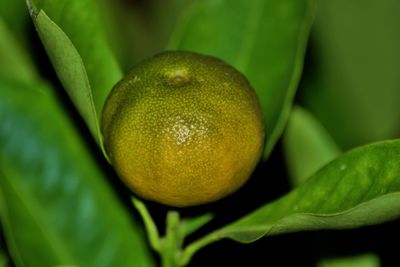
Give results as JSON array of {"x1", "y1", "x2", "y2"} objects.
[{"x1": 101, "y1": 51, "x2": 265, "y2": 207}]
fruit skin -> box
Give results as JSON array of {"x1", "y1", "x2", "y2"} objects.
[{"x1": 101, "y1": 51, "x2": 264, "y2": 207}]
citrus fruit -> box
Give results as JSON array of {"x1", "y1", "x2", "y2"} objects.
[{"x1": 101, "y1": 51, "x2": 264, "y2": 207}]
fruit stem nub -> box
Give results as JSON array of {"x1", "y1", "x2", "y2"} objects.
[{"x1": 164, "y1": 68, "x2": 190, "y2": 87}]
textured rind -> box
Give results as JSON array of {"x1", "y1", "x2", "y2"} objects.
[{"x1": 102, "y1": 51, "x2": 264, "y2": 207}]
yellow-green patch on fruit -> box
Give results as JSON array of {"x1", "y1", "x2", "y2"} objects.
[{"x1": 101, "y1": 51, "x2": 264, "y2": 207}]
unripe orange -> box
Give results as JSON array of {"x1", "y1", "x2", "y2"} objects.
[{"x1": 102, "y1": 51, "x2": 264, "y2": 207}]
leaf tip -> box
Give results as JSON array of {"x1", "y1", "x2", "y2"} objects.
[{"x1": 25, "y1": 0, "x2": 39, "y2": 18}]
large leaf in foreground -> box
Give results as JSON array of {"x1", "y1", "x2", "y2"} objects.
[
  {"x1": 169, "y1": 0, "x2": 316, "y2": 158},
  {"x1": 26, "y1": 0, "x2": 123, "y2": 150},
  {"x1": 0, "y1": 79, "x2": 154, "y2": 267},
  {"x1": 183, "y1": 140, "x2": 400, "y2": 261}
]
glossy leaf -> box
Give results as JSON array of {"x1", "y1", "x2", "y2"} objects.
[
  {"x1": 301, "y1": 0, "x2": 400, "y2": 149},
  {"x1": 0, "y1": 79, "x2": 154, "y2": 267},
  {"x1": 220, "y1": 140, "x2": 400, "y2": 241},
  {"x1": 169, "y1": 0, "x2": 316, "y2": 159},
  {"x1": 27, "y1": 0, "x2": 123, "y2": 150},
  {"x1": 283, "y1": 106, "x2": 341, "y2": 186},
  {"x1": 182, "y1": 140, "x2": 400, "y2": 261}
]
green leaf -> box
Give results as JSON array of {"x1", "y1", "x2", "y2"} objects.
[
  {"x1": 26, "y1": 0, "x2": 123, "y2": 151},
  {"x1": 0, "y1": 252, "x2": 6, "y2": 267},
  {"x1": 182, "y1": 140, "x2": 400, "y2": 261},
  {"x1": 0, "y1": 18, "x2": 37, "y2": 82},
  {"x1": 104, "y1": 0, "x2": 194, "y2": 70},
  {"x1": 0, "y1": 235, "x2": 8, "y2": 267},
  {"x1": 181, "y1": 213, "x2": 213, "y2": 237},
  {"x1": 0, "y1": 78, "x2": 154, "y2": 267},
  {"x1": 169, "y1": 0, "x2": 316, "y2": 159},
  {"x1": 31, "y1": 10, "x2": 102, "y2": 149},
  {"x1": 318, "y1": 254, "x2": 380, "y2": 267},
  {"x1": 301, "y1": 0, "x2": 400, "y2": 149},
  {"x1": 0, "y1": 0, "x2": 31, "y2": 43},
  {"x1": 220, "y1": 140, "x2": 400, "y2": 241},
  {"x1": 283, "y1": 106, "x2": 341, "y2": 186}
]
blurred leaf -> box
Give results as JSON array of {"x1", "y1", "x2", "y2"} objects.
[
  {"x1": 183, "y1": 140, "x2": 400, "y2": 260},
  {"x1": 169, "y1": 0, "x2": 316, "y2": 159},
  {"x1": 103, "y1": 0, "x2": 194, "y2": 70},
  {"x1": 26, "y1": 0, "x2": 123, "y2": 151},
  {"x1": 0, "y1": 234, "x2": 8, "y2": 267},
  {"x1": 0, "y1": 78, "x2": 154, "y2": 267},
  {"x1": 0, "y1": 252, "x2": 6, "y2": 267},
  {"x1": 283, "y1": 106, "x2": 341, "y2": 186},
  {"x1": 0, "y1": 0, "x2": 31, "y2": 42},
  {"x1": 301, "y1": 0, "x2": 400, "y2": 149},
  {"x1": 0, "y1": 18, "x2": 37, "y2": 82},
  {"x1": 318, "y1": 254, "x2": 380, "y2": 267}
]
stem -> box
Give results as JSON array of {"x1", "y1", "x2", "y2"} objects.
[
  {"x1": 161, "y1": 211, "x2": 183, "y2": 267},
  {"x1": 132, "y1": 197, "x2": 219, "y2": 267},
  {"x1": 132, "y1": 197, "x2": 161, "y2": 252},
  {"x1": 179, "y1": 232, "x2": 220, "y2": 266}
]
